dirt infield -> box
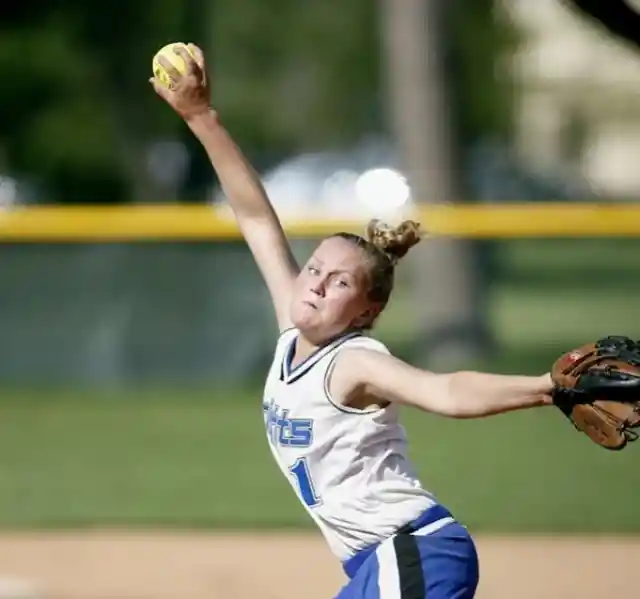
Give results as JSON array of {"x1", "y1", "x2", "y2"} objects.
[{"x1": 0, "y1": 532, "x2": 635, "y2": 599}]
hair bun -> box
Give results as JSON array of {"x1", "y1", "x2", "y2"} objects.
[{"x1": 365, "y1": 219, "x2": 423, "y2": 263}]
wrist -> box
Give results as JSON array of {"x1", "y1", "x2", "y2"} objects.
[
  {"x1": 539, "y1": 372, "x2": 553, "y2": 392},
  {"x1": 185, "y1": 108, "x2": 220, "y2": 131},
  {"x1": 538, "y1": 372, "x2": 554, "y2": 405}
]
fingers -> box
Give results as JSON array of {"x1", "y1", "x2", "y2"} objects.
[
  {"x1": 187, "y1": 43, "x2": 205, "y2": 71},
  {"x1": 150, "y1": 42, "x2": 208, "y2": 107},
  {"x1": 157, "y1": 55, "x2": 182, "y2": 84},
  {"x1": 174, "y1": 45, "x2": 200, "y2": 77},
  {"x1": 187, "y1": 44, "x2": 207, "y2": 86}
]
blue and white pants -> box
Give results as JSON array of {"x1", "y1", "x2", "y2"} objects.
[{"x1": 335, "y1": 505, "x2": 479, "y2": 599}]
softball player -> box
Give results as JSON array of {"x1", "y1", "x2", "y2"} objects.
[{"x1": 151, "y1": 44, "x2": 554, "y2": 599}]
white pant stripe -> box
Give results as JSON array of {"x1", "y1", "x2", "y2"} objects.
[
  {"x1": 375, "y1": 516, "x2": 454, "y2": 598},
  {"x1": 376, "y1": 537, "x2": 401, "y2": 599},
  {"x1": 412, "y1": 516, "x2": 455, "y2": 537}
]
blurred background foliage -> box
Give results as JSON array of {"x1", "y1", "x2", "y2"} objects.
[{"x1": 0, "y1": 0, "x2": 518, "y2": 204}]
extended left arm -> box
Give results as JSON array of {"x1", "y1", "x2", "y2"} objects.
[
  {"x1": 438, "y1": 370, "x2": 553, "y2": 417},
  {"x1": 330, "y1": 348, "x2": 553, "y2": 418}
]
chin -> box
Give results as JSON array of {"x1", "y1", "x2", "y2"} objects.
[
  {"x1": 291, "y1": 318, "x2": 348, "y2": 348},
  {"x1": 287, "y1": 311, "x2": 319, "y2": 342},
  {"x1": 290, "y1": 306, "x2": 315, "y2": 330}
]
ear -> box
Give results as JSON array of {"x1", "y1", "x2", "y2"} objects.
[{"x1": 352, "y1": 303, "x2": 383, "y2": 329}]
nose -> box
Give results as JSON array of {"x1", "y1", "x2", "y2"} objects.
[{"x1": 309, "y1": 277, "x2": 326, "y2": 297}]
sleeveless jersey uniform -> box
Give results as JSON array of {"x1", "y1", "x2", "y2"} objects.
[{"x1": 262, "y1": 329, "x2": 479, "y2": 599}]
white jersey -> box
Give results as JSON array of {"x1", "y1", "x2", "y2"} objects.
[{"x1": 262, "y1": 328, "x2": 437, "y2": 562}]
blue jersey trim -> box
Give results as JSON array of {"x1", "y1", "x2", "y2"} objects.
[{"x1": 280, "y1": 330, "x2": 362, "y2": 384}]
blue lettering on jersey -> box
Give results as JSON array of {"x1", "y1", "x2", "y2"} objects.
[{"x1": 262, "y1": 399, "x2": 314, "y2": 447}]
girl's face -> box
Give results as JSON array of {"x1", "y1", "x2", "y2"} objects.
[{"x1": 289, "y1": 237, "x2": 379, "y2": 343}]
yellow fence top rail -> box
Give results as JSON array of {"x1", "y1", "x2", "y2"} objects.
[{"x1": 0, "y1": 203, "x2": 638, "y2": 241}]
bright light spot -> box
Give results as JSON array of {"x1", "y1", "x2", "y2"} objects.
[{"x1": 355, "y1": 168, "x2": 411, "y2": 214}]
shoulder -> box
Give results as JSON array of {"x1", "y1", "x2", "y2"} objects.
[
  {"x1": 325, "y1": 335, "x2": 392, "y2": 382},
  {"x1": 339, "y1": 334, "x2": 391, "y2": 356},
  {"x1": 329, "y1": 334, "x2": 394, "y2": 378},
  {"x1": 325, "y1": 335, "x2": 398, "y2": 408}
]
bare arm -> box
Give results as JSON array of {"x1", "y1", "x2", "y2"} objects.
[
  {"x1": 151, "y1": 44, "x2": 298, "y2": 331},
  {"x1": 330, "y1": 349, "x2": 553, "y2": 418},
  {"x1": 187, "y1": 111, "x2": 299, "y2": 330}
]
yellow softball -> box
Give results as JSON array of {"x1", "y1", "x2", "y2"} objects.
[{"x1": 152, "y1": 42, "x2": 196, "y2": 87}]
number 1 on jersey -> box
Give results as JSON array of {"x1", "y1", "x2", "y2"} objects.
[{"x1": 289, "y1": 458, "x2": 321, "y2": 508}]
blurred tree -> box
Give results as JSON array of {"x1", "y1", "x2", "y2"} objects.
[
  {"x1": 209, "y1": 0, "x2": 380, "y2": 156},
  {"x1": 185, "y1": 0, "x2": 383, "y2": 198},
  {"x1": 199, "y1": 0, "x2": 519, "y2": 201},
  {"x1": 445, "y1": 0, "x2": 521, "y2": 200},
  {"x1": 0, "y1": 19, "x2": 125, "y2": 203},
  {"x1": 0, "y1": 0, "x2": 518, "y2": 204},
  {"x1": 208, "y1": 0, "x2": 518, "y2": 168},
  {"x1": 0, "y1": 2, "x2": 202, "y2": 204},
  {"x1": 447, "y1": 0, "x2": 520, "y2": 145}
]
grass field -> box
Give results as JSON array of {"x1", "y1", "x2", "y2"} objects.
[{"x1": 0, "y1": 387, "x2": 638, "y2": 532}]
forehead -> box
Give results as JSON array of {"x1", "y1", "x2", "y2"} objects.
[{"x1": 310, "y1": 237, "x2": 366, "y2": 271}]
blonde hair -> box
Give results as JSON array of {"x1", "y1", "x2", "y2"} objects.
[
  {"x1": 332, "y1": 218, "x2": 423, "y2": 327},
  {"x1": 365, "y1": 219, "x2": 422, "y2": 265}
]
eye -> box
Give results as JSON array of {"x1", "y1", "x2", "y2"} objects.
[
  {"x1": 307, "y1": 265, "x2": 320, "y2": 275},
  {"x1": 332, "y1": 276, "x2": 353, "y2": 289}
]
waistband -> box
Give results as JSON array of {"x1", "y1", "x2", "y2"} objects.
[{"x1": 342, "y1": 504, "x2": 455, "y2": 579}]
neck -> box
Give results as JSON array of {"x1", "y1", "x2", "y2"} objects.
[
  {"x1": 292, "y1": 329, "x2": 360, "y2": 368},
  {"x1": 292, "y1": 335, "x2": 321, "y2": 366}
]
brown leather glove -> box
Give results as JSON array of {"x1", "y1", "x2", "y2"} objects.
[{"x1": 551, "y1": 336, "x2": 640, "y2": 450}]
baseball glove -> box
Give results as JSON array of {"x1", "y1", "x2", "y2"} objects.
[{"x1": 551, "y1": 335, "x2": 640, "y2": 450}]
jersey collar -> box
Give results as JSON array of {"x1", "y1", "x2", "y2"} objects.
[{"x1": 281, "y1": 330, "x2": 362, "y2": 385}]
